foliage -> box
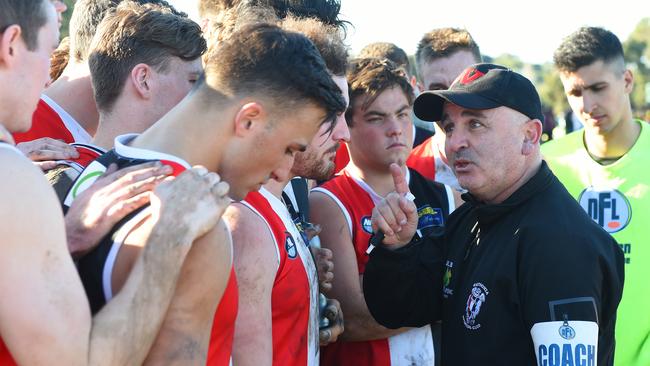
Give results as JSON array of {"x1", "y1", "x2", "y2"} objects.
[
  {"x1": 482, "y1": 18, "x2": 650, "y2": 118},
  {"x1": 60, "y1": 0, "x2": 75, "y2": 39},
  {"x1": 623, "y1": 18, "x2": 650, "y2": 114}
]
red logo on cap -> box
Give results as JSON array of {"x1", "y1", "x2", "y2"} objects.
[{"x1": 458, "y1": 68, "x2": 485, "y2": 85}]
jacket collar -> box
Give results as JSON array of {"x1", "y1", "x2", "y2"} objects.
[{"x1": 460, "y1": 160, "x2": 554, "y2": 226}]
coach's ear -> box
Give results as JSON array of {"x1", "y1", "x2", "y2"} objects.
[
  {"x1": 233, "y1": 101, "x2": 268, "y2": 137},
  {"x1": 130, "y1": 63, "x2": 153, "y2": 100},
  {"x1": 0, "y1": 25, "x2": 22, "y2": 66},
  {"x1": 522, "y1": 118, "x2": 543, "y2": 155}
]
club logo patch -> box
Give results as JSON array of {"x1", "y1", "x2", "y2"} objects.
[
  {"x1": 361, "y1": 216, "x2": 373, "y2": 234},
  {"x1": 463, "y1": 282, "x2": 489, "y2": 330},
  {"x1": 578, "y1": 187, "x2": 631, "y2": 233},
  {"x1": 285, "y1": 232, "x2": 297, "y2": 259},
  {"x1": 417, "y1": 205, "x2": 444, "y2": 229}
]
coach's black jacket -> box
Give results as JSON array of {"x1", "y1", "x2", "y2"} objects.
[{"x1": 363, "y1": 161, "x2": 624, "y2": 365}]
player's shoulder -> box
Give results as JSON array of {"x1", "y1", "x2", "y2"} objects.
[
  {"x1": 225, "y1": 201, "x2": 272, "y2": 240},
  {"x1": 0, "y1": 147, "x2": 55, "y2": 199},
  {"x1": 0, "y1": 147, "x2": 66, "y2": 250}
]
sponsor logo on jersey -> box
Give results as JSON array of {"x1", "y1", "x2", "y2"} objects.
[
  {"x1": 361, "y1": 216, "x2": 373, "y2": 234},
  {"x1": 417, "y1": 205, "x2": 444, "y2": 229},
  {"x1": 531, "y1": 321, "x2": 598, "y2": 366},
  {"x1": 284, "y1": 232, "x2": 298, "y2": 259},
  {"x1": 578, "y1": 187, "x2": 631, "y2": 233},
  {"x1": 463, "y1": 282, "x2": 489, "y2": 330},
  {"x1": 294, "y1": 221, "x2": 311, "y2": 248}
]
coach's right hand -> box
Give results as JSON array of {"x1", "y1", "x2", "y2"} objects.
[
  {"x1": 150, "y1": 166, "x2": 230, "y2": 251},
  {"x1": 371, "y1": 163, "x2": 418, "y2": 249}
]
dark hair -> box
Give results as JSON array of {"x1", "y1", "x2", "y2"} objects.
[
  {"x1": 201, "y1": 22, "x2": 346, "y2": 127},
  {"x1": 89, "y1": 2, "x2": 206, "y2": 112},
  {"x1": 359, "y1": 42, "x2": 410, "y2": 72},
  {"x1": 252, "y1": 0, "x2": 347, "y2": 30},
  {"x1": 345, "y1": 58, "x2": 414, "y2": 126},
  {"x1": 0, "y1": 0, "x2": 49, "y2": 51},
  {"x1": 415, "y1": 27, "x2": 481, "y2": 74},
  {"x1": 554, "y1": 27, "x2": 625, "y2": 73},
  {"x1": 281, "y1": 16, "x2": 348, "y2": 76},
  {"x1": 68, "y1": 0, "x2": 184, "y2": 63},
  {"x1": 207, "y1": 0, "x2": 348, "y2": 30}
]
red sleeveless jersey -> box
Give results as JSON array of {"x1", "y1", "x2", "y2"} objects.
[
  {"x1": 207, "y1": 267, "x2": 239, "y2": 366},
  {"x1": 0, "y1": 339, "x2": 16, "y2": 365},
  {"x1": 315, "y1": 168, "x2": 452, "y2": 366},
  {"x1": 13, "y1": 96, "x2": 91, "y2": 144},
  {"x1": 68, "y1": 134, "x2": 238, "y2": 365},
  {"x1": 242, "y1": 188, "x2": 319, "y2": 366},
  {"x1": 333, "y1": 143, "x2": 350, "y2": 174},
  {"x1": 406, "y1": 136, "x2": 436, "y2": 181}
]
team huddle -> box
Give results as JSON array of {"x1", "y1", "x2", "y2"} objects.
[{"x1": 0, "y1": 0, "x2": 647, "y2": 365}]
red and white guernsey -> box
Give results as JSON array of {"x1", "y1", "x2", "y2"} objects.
[
  {"x1": 13, "y1": 95, "x2": 91, "y2": 144},
  {"x1": 62, "y1": 143, "x2": 106, "y2": 171},
  {"x1": 333, "y1": 143, "x2": 350, "y2": 174},
  {"x1": 242, "y1": 188, "x2": 320, "y2": 366},
  {"x1": 0, "y1": 339, "x2": 16, "y2": 366},
  {"x1": 406, "y1": 136, "x2": 436, "y2": 181},
  {"x1": 46, "y1": 142, "x2": 106, "y2": 211},
  {"x1": 314, "y1": 167, "x2": 454, "y2": 366},
  {"x1": 67, "y1": 134, "x2": 238, "y2": 366}
]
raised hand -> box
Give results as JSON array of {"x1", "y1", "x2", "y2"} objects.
[{"x1": 370, "y1": 163, "x2": 418, "y2": 248}]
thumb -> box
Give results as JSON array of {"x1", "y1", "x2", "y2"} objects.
[{"x1": 389, "y1": 163, "x2": 410, "y2": 196}]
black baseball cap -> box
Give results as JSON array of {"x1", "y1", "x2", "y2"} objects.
[{"x1": 413, "y1": 63, "x2": 544, "y2": 123}]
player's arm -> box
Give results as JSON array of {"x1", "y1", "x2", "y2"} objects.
[
  {"x1": 16, "y1": 137, "x2": 79, "y2": 170},
  {"x1": 226, "y1": 203, "x2": 277, "y2": 366},
  {"x1": 144, "y1": 219, "x2": 232, "y2": 365},
  {"x1": 309, "y1": 190, "x2": 409, "y2": 341},
  {"x1": 0, "y1": 152, "x2": 91, "y2": 366},
  {"x1": 87, "y1": 168, "x2": 231, "y2": 365}
]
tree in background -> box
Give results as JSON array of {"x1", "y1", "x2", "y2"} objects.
[
  {"x1": 623, "y1": 17, "x2": 649, "y2": 117},
  {"x1": 61, "y1": 0, "x2": 74, "y2": 38}
]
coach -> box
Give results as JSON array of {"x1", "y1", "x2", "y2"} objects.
[{"x1": 362, "y1": 63, "x2": 625, "y2": 365}]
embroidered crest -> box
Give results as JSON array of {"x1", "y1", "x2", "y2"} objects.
[{"x1": 463, "y1": 282, "x2": 489, "y2": 330}]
